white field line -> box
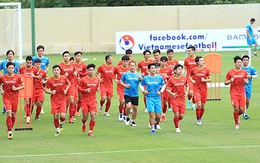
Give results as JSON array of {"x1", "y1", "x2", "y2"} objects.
[{"x1": 1, "y1": 145, "x2": 260, "y2": 158}]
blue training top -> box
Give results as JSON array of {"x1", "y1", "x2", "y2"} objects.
[
  {"x1": 32, "y1": 56, "x2": 49, "y2": 71},
  {"x1": 120, "y1": 71, "x2": 142, "y2": 97},
  {"x1": 0, "y1": 60, "x2": 20, "y2": 74},
  {"x1": 141, "y1": 74, "x2": 165, "y2": 98}
]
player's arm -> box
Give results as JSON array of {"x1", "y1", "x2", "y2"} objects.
[
  {"x1": 185, "y1": 81, "x2": 189, "y2": 97},
  {"x1": 201, "y1": 72, "x2": 212, "y2": 83},
  {"x1": 182, "y1": 66, "x2": 187, "y2": 76},
  {"x1": 246, "y1": 28, "x2": 251, "y2": 40},
  {"x1": 224, "y1": 73, "x2": 233, "y2": 85},
  {"x1": 64, "y1": 80, "x2": 71, "y2": 94},
  {"x1": 13, "y1": 83, "x2": 24, "y2": 91},
  {"x1": 0, "y1": 79, "x2": 3, "y2": 95}
]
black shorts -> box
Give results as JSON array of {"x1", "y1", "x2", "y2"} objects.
[{"x1": 124, "y1": 95, "x2": 139, "y2": 106}]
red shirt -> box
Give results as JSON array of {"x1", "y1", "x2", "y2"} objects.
[
  {"x1": 226, "y1": 69, "x2": 247, "y2": 95},
  {"x1": 114, "y1": 65, "x2": 130, "y2": 89},
  {"x1": 117, "y1": 59, "x2": 136, "y2": 66},
  {"x1": 74, "y1": 62, "x2": 87, "y2": 79},
  {"x1": 19, "y1": 66, "x2": 37, "y2": 76},
  {"x1": 78, "y1": 76, "x2": 100, "y2": 102},
  {"x1": 159, "y1": 67, "x2": 172, "y2": 82},
  {"x1": 167, "y1": 60, "x2": 179, "y2": 69},
  {"x1": 59, "y1": 62, "x2": 77, "y2": 84},
  {"x1": 97, "y1": 63, "x2": 115, "y2": 88},
  {"x1": 184, "y1": 57, "x2": 196, "y2": 77},
  {"x1": 138, "y1": 59, "x2": 154, "y2": 76},
  {"x1": 167, "y1": 76, "x2": 188, "y2": 99},
  {"x1": 190, "y1": 66, "x2": 211, "y2": 92},
  {"x1": 45, "y1": 76, "x2": 70, "y2": 102},
  {"x1": 33, "y1": 69, "x2": 47, "y2": 89},
  {"x1": 0, "y1": 74, "x2": 23, "y2": 101}
]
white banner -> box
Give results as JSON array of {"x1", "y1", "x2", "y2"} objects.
[{"x1": 116, "y1": 29, "x2": 260, "y2": 54}]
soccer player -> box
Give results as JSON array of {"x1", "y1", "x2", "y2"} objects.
[
  {"x1": 32, "y1": 45, "x2": 50, "y2": 114},
  {"x1": 18, "y1": 56, "x2": 37, "y2": 124},
  {"x1": 114, "y1": 55, "x2": 130, "y2": 121},
  {"x1": 59, "y1": 51, "x2": 77, "y2": 123},
  {"x1": 189, "y1": 56, "x2": 211, "y2": 125},
  {"x1": 120, "y1": 61, "x2": 142, "y2": 126},
  {"x1": 96, "y1": 55, "x2": 115, "y2": 116},
  {"x1": 78, "y1": 63, "x2": 100, "y2": 136},
  {"x1": 246, "y1": 18, "x2": 258, "y2": 57},
  {"x1": 159, "y1": 56, "x2": 172, "y2": 121},
  {"x1": 140, "y1": 63, "x2": 165, "y2": 134},
  {"x1": 0, "y1": 62, "x2": 24, "y2": 139},
  {"x1": 137, "y1": 50, "x2": 154, "y2": 112},
  {"x1": 45, "y1": 65, "x2": 71, "y2": 136},
  {"x1": 153, "y1": 49, "x2": 161, "y2": 64},
  {"x1": 225, "y1": 56, "x2": 248, "y2": 129},
  {"x1": 74, "y1": 51, "x2": 87, "y2": 116},
  {"x1": 117, "y1": 49, "x2": 135, "y2": 66},
  {"x1": 242, "y1": 55, "x2": 258, "y2": 119},
  {"x1": 0, "y1": 50, "x2": 20, "y2": 114},
  {"x1": 183, "y1": 46, "x2": 197, "y2": 110},
  {"x1": 32, "y1": 59, "x2": 47, "y2": 120},
  {"x1": 166, "y1": 49, "x2": 179, "y2": 69},
  {"x1": 166, "y1": 64, "x2": 189, "y2": 132}
]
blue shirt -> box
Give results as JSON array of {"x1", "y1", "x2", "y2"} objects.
[
  {"x1": 242, "y1": 65, "x2": 257, "y2": 92},
  {"x1": 246, "y1": 23, "x2": 254, "y2": 38},
  {"x1": 32, "y1": 56, "x2": 49, "y2": 71},
  {"x1": 120, "y1": 71, "x2": 141, "y2": 97},
  {"x1": 0, "y1": 60, "x2": 20, "y2": 74},
  {"x1": 141, "y1": 74, "x2": 165, "y2": 98}
]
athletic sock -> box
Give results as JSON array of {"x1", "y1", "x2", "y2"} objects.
[
  {"x1": 162, "y1": 103, "x2": 167, "y2": 113},
  {"x1": 89, "y1": 120, "x2": 96, "y2": 131},
  {"x1": 6, "y1": 117, "x2": 13, "y2": 131},
  {"x1": 119, "y1": 105, "x2": 123, "y2": 113},
  {"x1": 174, "y1": 117, "x2": 179, "y2": 128},
  {"x1": 54, "y1": 119, "x2": 59, "y2": 128},
  {"x1": 69, "y1": 103, "x2": 75, "y2": 118},
  {"x1": 36, "y1": 106, "x2": 41, "y2": 117},
  {"x1": 196, "y1": 108, "x2": 200, "y2": 120},
  {"x1": 100, "y1": 99, "x2": 105, "y2": 107},
  {"x1": 233, "y1": 112, "x2": 239, "y2": 125},
  {"x1": 12, "y1": 117, "x2": 16, "y2": 128},
  {"x1": 188, "y1": 94, "x2": 192, "y2": 101},
  {"x1": 82, "y1": 118, "x2": 86, "y2": 125},
  {"x1": 105, "y1": 101, "x2": 111, "y2": 112},
  {"x1": 200, "y1": 108, "x2": 205, "y2": 119},
  {"x1": 60, "y1": 117, "x2": 65, "y2": 123},
  {"x1": 77, "y1": 100, "x2": 81, "y2": 112}
]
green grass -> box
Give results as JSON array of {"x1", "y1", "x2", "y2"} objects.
[{"x1": 0, "y1": 51, "x2": 260, "y2": 162}]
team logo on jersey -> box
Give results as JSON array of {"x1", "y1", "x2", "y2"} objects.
[{"x1": 119, "y1": 35, "x2": 135, "y2": 50}]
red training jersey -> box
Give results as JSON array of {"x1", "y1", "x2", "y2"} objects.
[
  {"x1": 74, "y1": 62, "x2": 87, "y2": 79},
  {"x1": 225, "y1": 69, "x2": 247, "y2": 95},
  {"x1": 184, "y1": 56, "x2": 196, "y2": 77},
  {"x1": 159, "y1": 67, "x2": 172, "y2": 82},
  {"x1": 190, "y1": 66, "x2": 211, "y2": 92},
  {"x1": 117, "y1": 58, "x2": 136, "y2": 66},
  {"x1": 166, "y1": 75, "x2": 188, "y2": 99},
  {"x1": 114, "y1": 65, "x2": 130, "y2": 89},
  {"x1": 167, "y1": 59, "x2": 179, "y2": 69},
  {"x1": 0, "y1": 74, "x2": 23, "y2": 101},
  {"x1": 138, "y1": 59, "x2": 154, "y2": 76},
  {"x1": 19, "y1": 66, "x2": 37, "y2": 76},
  {"x1": 33, "y1": 69, "x2": 47, "y2": 89},
  {"x1": 59, "y1": 62, "x2": 77, "y2": 85},
  {"x1": 97, "y1": 63, "x2": 115, "y2": 88},
  {"x1": 78, "y1": 76, "x2": 100, "y2": 102}
]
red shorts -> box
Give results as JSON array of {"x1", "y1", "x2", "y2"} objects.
[
  {"x1": 171, "y1": 98, "x2": 186, "y2": 115},
  {"x1": 231, "y1": 94, "x2": 246, "y2": 108},
  {"x1": 188, "y1": 82, "x2": 193, "y2": 91},
  {"x1": 51, "y1": 100, "x2": 66, "y2": 114},
  {"x1": 4, "y1": 99, "x2": 18, "y2": 113},
  {"x1": 100, "y1": 86, "x2": 113, "y2": 98},
  {"x1": 193, "y1": 89, "x2": 207, "y2": 104},
  {"x1": 33, "y1": 89, "x2": 44, "y2": 103},
  {"x1": 81, "y1": 101, "x2": 97, "y2": 114},
  {"x1": 68, "y1": 83, "x2": 76, "y2": 97},
  {"x1": 163, "y1": 91, "x2": 169, "y2": 102},
  {"x1": 117, "y1": 86, "x2": 124, "y2": 101}
]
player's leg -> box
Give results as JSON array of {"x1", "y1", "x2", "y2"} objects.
[
  {"x1": 53, "y1": 113, "x2": 60, "y2": 136},
  {"x1": 24, "y1": 98, "x2": 31, "y2": 124},
  {"x1": 5, "y1": 102, "x2": 13, "y2": 139},
  {"x1": 253, "y1": 41, "x2": 258, "y2": 56},
  {"x1": 99, "y1": 87, "x2": 107, "y2": 113},
  {"x1": 124, "y1": 100, "x2": 131, "y2": 125},
  {"x1": 81, "y1": 103, "x2": 89, "y2": 133},
  {"x1": 130, "y1": 97, "x2": 139, "y2": 126},
  {"x1": 173, "y1": 111, "x2": 181, "y2": 132},
  {"x1": 88, "y1": 110, "x2": 96, "y2": 136},
  {"x1": 118, "y1": 99, "x2": 125, "y2": 121},
  {"x1": 161, "y1": 92, "x2": 167, "y2": 121},
  {"x1": 35, "y1": 101, "x2": 43, "y2": 120},
  {"x1": 104, "y1": 89, "x2": 113, "y2": 116},
  {"x1": 154, "y1": 99, "x2": 162, "y2": 130},
  {"x1": 68, "y1": 95, "x2": 75, "y2": 123}
]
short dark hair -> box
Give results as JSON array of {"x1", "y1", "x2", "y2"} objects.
[
  {"x1": 160, "y1": 56, "x2": 168, "y2": 62},
  {"x1": 52, "y1": 65, "x2": 61, "y2": 70},
  {"x1": 155, "y1": 62, "x2": 160, "y2": 67},
  {"x1": 233, "y1": 56, "x2": 242, "y2": 63},
  {"x1": 6, "y1": 50, "x2": 15, "y2": 56},
  {"x1": 250, "y1": 18, "x2": 255, "y2": 22},
  {"x1": 69, "y1": 57, "x2": 74, "y2": 61},
  {"x1": 6, "y1": 62, "x2": 15, "y2": 68},
  {"x1": 188, "y1": 45, "x2": 195, "y2": 51},
  {"x1": 105, "y1": 55, "x2": 112, "y2": 61},
  {"x1": 242, "y1": 55, "x2": 250, "y2": 60},
  {"x1": 35, "y1": 59, "x2": 41, "y2": 63},
  {"x1": 37, "y1": 45, "x2": 45, "y2": 51},
  {"x1": 121, "y1": 55, "x2": 130, "y2": 61},
  {"x1": 62, "y1": 51, "x2": 70, "y2": 57},
  {"x1": 167, "y1": 49, "x2": 174, "y2": 54},
  {"x1": 87, "y1": 63, "x2": 96, "y2": 69},
  {"x1": 125, "y1": 49, "x2": 132, "y2": 55},
  {"x1": 195, "y1": 56, "x2": 203, "y2": 64},
  {"x1": 153, "y1": 49, "x2": 160, "y2": 54},
  {"x1": 143, "y1": 50, "x2": 151, "y2": 56},
  {"x1": 174, "y1": 64, "x2": 183, "y2": 70},
  {"x1": 26, "y1": 56, "x2": 33, "y2": 61},
  {"x1": 129, "y1": 61, "x2": 136, "y2": 65},
  {"x1": 148, "y1": 63, "x2": 156, "y2": 69},
  {"x1": 74, "y1": 51, "x2": 82, "y2": 56}
]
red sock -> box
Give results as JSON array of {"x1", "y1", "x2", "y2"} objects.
[
  {"x1": 77, "y1": 101, "x2": 81, "y2": 112},
  {"x1": 119, "y1": 106, "x2": 123, "y2": 113},
  {"x1": 60, "y1": 117, "x2": 65, "y2": 123},
  {"x1": 233, "y1": 112, "x2": 239, "y2": 125},
  {"x1": 26, "y1": 104, "x2": 31, "y2": 117},
  {"x1": 162, "y1": 103, "x2": 167, "y2": 113},
  {"x1": 36, "y1": 106, "x2": 41, "y2": 117},
  {"x1": 174, "y1": 117, "x2": 179, "y2": 128},
  {"x1": 89, "y1": 120, "x2": 96, "y2": 131},
  {"x1": 239, "y1": 111, "x2": 243, "y2": 116},
  {"x1": 6, "y1": 117, "x2": 13, "y2": 131},
  {"x1": 188, "y1": 94, "x2": 192, "y2": 101},
  {"x1": 105, "y1": 101, "x2": 111, "y2": 112},
  {"x1": 144, "y1": 97, "x2": 147, "y2": 108},
  {"x1": 54, "y1": 119, "x2": 59, "y2": 128},
  {"x1": 12, "y1": 117, "x2": 16, "y2": 128},
  {"x1": 69, "y1": 103, "x2": 75, "y2": 118},
  {"x1": 196, "y1": 108, "x2": 200, "y2": 120},
  {"x1": 100, "y1": 99, "x2": 105, "y2": 107},
  {"x1": 200, "y1": 108, "x2": 205, "y2": 119},
  {"x1": 179, "y1": 116, "x2": 183, "y2": 121},
  {"x1": 82, "y1": 118, "x2": 86, "y2": 124}
]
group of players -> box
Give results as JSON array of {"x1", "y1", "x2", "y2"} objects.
[{"x1": 0, "y1": 43, "x2": 257, "y2": 139}]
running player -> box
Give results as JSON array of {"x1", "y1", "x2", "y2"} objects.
[
  {"x1": 153, "y1": 49, "x2": 161, "y2": 64},
  {"x1": 59, "y1": 51, "x2": 77, "y2": 123},
  {"x1": 166, "y1": 64, "x2": 189, "y2": 132},
  {"x1": 183, "y1": 46, "x2": 197, "y2": 110},
  {"x1": 166, "y1": 49, "x2": 179, "y2": 69},
  {"x1": 117, "y1": 49, "x2": 135, "y2": 66},
  {"x1": 225, "y1": 56, "x2": 248, "y2": 129},
  {"x1": 120, "y1": 61, "x2": 142, "y2": 126},
  {"x1": 45, "y1": 65, "x2": 71, "y2": 136},
  {"x1": 241, "y1": 55, "x2": 257, "y2": 119},
  {"x1": 0, "y1": 62, "x2": 24, "y2": 139},
  {"x1": 189, "y1": 56, "x2": 211, "y2": 125},
  {"x1": 246, "y1": 18, "x2": 258, "y2": 57},
  {"x1": 78, "y1": 64, "x2": 100, "y2": 137},
  {"x1": 97, "y1": 55, "x2": 115, "y2": 116},
  {"x1": 114, "y1": 55, "x2": 130, "y2": 121},
  {"x1": 18, "y1": 56, "x2": 37, "y2": 124},
  {"x1": 140, "y1": 63, "x2": 165, "y2": 134}
]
